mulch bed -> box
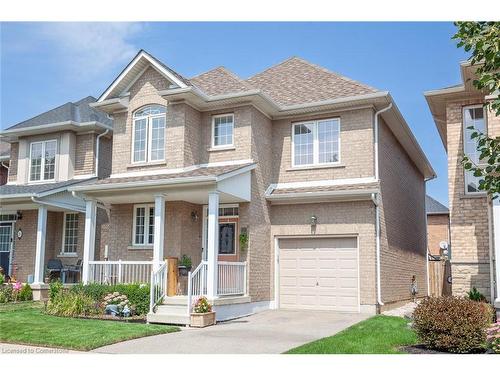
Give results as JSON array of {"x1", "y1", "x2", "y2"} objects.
[{"x1": 401, "y1": 344, "x2": 489, "y2": 354}]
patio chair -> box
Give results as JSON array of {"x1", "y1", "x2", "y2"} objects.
[
  {"x1": 66, "y1": 259, "x2": 82, "y2": 283},
  {"x1": 46, "y1": 259, "x2": 69, "y2": 283}
]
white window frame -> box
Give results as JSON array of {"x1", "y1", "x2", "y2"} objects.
[
  {"x1": 29, "y1": 139, "x2": 57, "y2": 182},
  {"x1": 463, "y1": 105, "x2": 487, "y2": 196},
  {"x1": 291, "y1": 118, "x2": 341, "y2": 168},
  {"x1": 211, "y1": 113, "x2": 235, "y2": 149},
  {"x1": 60, "y1": 212, "x2": 79, "y2": 255},
  {"x1": 202, "y1": 203, "x2": 239, "y2": 259},
  {"x1": 132, "y1": 204, "x2": 155, "y2": 246},
  {"x1": 131, "y1": 105, "x2": 166, "y2": 164}
]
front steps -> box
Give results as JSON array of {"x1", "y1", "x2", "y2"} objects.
[
  {"x1": 147, "y1": 295, "x2": 251, "y2": 325},
  {"x1": 147, "y1": 296, "x2": 190, "y2": 325}
]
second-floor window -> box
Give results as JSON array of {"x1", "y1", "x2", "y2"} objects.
[
  {"x1": 292, "y1": 118, "x2": 340, "y2": 167},
  {"x1": 212, "y1": 114, "x2": 234, "y2": 148},
  {"x1": 30, "y1": 140, "x2": 57, "y2": 182},
  {"x1": 133, "y1": 105, "x2": 166, "y2": 163},
  {"x1": 463, "y1": 105, "x2": 486, "y2": 194}
]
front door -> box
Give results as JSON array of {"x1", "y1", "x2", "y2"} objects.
[
  {"x1": 202, "y1": 205, "x2": 239, "y2": 262},
  {"x1": 0, "y1": 223, "x2": 14, "y2": 276}
]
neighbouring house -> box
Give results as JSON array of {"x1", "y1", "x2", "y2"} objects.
[
  {"x1": 0, "y1": 140, "x2": 9, "y2": 185},
  {"x1": 425, "y1": 61, "x2": 500, "y2": 317},
  {"x1": 425, "y1": 195, "x2": 450, "y2": 258},
  {"x1": 0, "y1": 50, "x2": 434, "y2": 323}
]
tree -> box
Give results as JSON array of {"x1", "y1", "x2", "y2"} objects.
[{"x1": 453, "y1": 22, "x2": 500, "y2": 197}]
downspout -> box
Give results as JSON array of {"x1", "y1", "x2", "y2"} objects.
[
  {"x1": 487, "y1": 201, "x2": 496, "y2": 304},
  {"x1": 373, "y1": 103, "x2": 393, "y2": 309},
  {"x1": 95, "y1": 129, "x2": 110, "y2": 178}
]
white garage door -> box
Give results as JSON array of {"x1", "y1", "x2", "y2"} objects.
[{"x1": 279, "y1": 237, "x2": 359, "y2": 312}]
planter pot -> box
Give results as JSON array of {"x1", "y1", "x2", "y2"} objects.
[
  {"x1": 190, "y1": 311, "x2": 216, "y2": 328},
  {"x1": 178, "y1": 266, "x2": 192, "y2": 277}
]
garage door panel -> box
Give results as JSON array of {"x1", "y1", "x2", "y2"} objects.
[{"x1": 279, "y1": 237, "x2": 358, "y2": 312}]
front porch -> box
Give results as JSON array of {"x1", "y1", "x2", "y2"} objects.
[{"x1": 70, "y1": 163, "x2": 255, "y2": 323}]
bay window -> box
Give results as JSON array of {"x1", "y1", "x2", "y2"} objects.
[
  {"x1": 463, "y1": 105, "x2": 486, "y2": 194},
  {"x1": 29, "y1": 139, "x2": 57, "y2": 182},
  {"x1": 132, "y1": 105, "x2": 166, "y2": 163},
  {"x1": 292, "y1": 118, "x2": 340, "y2": 167}
]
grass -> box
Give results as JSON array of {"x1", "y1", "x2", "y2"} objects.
[
  {"x1": 0, "y1": 302, "x2": 180, "y2": 351},
  {"x1": 286, "y1": 315, "x2": 417, "y2": 354}
]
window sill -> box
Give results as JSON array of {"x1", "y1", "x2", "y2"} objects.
[
  {"x1": 207, "y1": 146, "x2": 236, "y2": 152},
  {"x1": 461, "y1": 193, "x2": 487, "y2": 199},
  {"x1": 57, "y1": 253, "x2": 78, "y2": 258},
  {"x1": 286, "y1": 163, "x2": 345, "y2": 172},
  {"x1": 127, "y1": 245, "x2": 153, "y2": 250},
  {"x1": 127, "y1": 161, "x2": 167, "y2": 169}
]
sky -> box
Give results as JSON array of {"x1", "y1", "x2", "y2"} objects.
[{"x1": 0, "y1": 22, "x2": 470, "y2": 206}]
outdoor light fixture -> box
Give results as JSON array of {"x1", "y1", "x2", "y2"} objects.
[
  {"x1": 16, "y1": 210, "x2": 23, "y2": 220},
  {"x1": 191, "y1": 211, "x2": 199, "y2": 222},
  {"x1": 310, "y1": 215, "x2": 318, "y2": 226}
]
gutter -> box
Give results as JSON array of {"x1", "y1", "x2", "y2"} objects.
[{"x1": 371, "y1": 192, "x2": 384, "y2": 308}]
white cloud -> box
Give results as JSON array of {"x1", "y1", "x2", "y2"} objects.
[{"x1": 39, "y1": 22, "x2": 143, "y2": 80}]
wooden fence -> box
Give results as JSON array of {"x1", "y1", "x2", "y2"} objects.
[{"x1": 428, "y1": 259, "x2": 452, "y2": 297}]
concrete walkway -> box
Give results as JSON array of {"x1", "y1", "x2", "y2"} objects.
[{"x1": 94, "y1": 309, "x2": 370, "y2": 354}]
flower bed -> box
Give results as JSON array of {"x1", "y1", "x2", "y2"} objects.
[{"x1": 0, "y1": 281, "x2": 33, "y2": 303}]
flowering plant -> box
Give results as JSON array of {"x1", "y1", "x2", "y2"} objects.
[
  {"x1": 101, "y1": 292, "x2": 129, "y2": 311},
  {"x1": 193, "y1": 296, "x2": 212, "y2": 313},
  {"x1": 486, "y1": 322, "x2": 500, "y2": 353}
]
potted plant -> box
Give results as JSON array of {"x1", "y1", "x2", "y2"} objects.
[
  {"x1": 190, "y1": 296, "x2": 215, "y2": 327},
  {"x1": 178, "y1": 254, "x2": 192, "y2": 276}
]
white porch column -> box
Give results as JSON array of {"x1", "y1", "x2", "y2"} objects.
[
  {"x1": 206, "y1": 191, "x2": 219, "y2": 299},
  {"x1": 153, "y1": 194, "x2": 166, "y2": 271},
  {"x1": 33, "y1": 205, "x2": 47, "y2": 284},
  {"x1": 82, "y1": 200, "x2": 97, "y2": 284},
  {"x1": 492, "y1": 198, "x2": 500, "y2": 309}
]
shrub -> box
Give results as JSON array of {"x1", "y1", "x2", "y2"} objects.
[
  {"x1": 0, "y1": 273, "x2": 4, "y2": 285},
  {"x1": 413, "y1": 296, "x2": 494, "y2": 353},
  {"x1": 486, "y1": 322, "x2": 500, "y2": 353},
  {"x1": 18, "y1": 284, "x2": 33, "y2": 301},
  {"x1": 49, "y1": 280, "x2": 63, "y2": 301},
  {"x1": 46, "y1": 291, "x2": 99, "y2": 317},
  {"x1": 0, "y1": 284, "x2": 13, "y2": 303},
  {"x1": 71, "y1": 283, "x2": 150, "y2": 315},
  {"x1": 193, "y1": 296, "x2": 212, "y2": 313},
  {"x1": 468, "y1": 287, "x2": 487, "y2": 302}
]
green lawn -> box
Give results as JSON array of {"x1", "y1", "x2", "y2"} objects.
[
  {"x1": 286, "y1": 315, "x2": 417, "y2": 354},
  {"x1": 0, "y1": 302, "x2": 179, "y2": 351}
]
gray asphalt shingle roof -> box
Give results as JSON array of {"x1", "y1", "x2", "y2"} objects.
[
  {"x1": 425, "y1": 195, "x2": 449, "y2": 214},
  {"x1": 0, "y1": 179, "x2": 94, "y2": 197},
  {"x1": 4, "y1": 96, "x2": 112, "y2": 131}
]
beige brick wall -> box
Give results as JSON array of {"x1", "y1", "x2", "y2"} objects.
[
  {"x1": 270, "y1": 201, "x2": 377, "y2": 306},
  {"x1": 97, "y1": 136, "x2": 112, "y2": 179},
  {"x1": 74, "y1": 133, "x2": 95, "y2": 175},
  {"x1": 271, "y1": 108, "x2": 374, "y2": 183},
  {"x1": 199, "y1": 106, "x2": 253, "y2": 164},
  {"x1": 378, "y1": 119, "x2": 427, "y2": 304},
  {"x1": 446, "y1": 100, "x2": 492, "y2": 297},
  {"x1": 100, "y1": 202, "x2": 203, "y2": 265},
  {"x1": 427, "y1": 214, "x2": 450, "y2": 256}
]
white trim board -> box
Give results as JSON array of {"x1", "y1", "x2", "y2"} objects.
[{"x1": 268, "y1": 177, "x2": 377, "y2": 191}]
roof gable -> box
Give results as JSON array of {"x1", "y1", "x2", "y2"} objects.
[
  {"x1": 246, "y1": 57, "x2": 379, "y2": 106},
  {"x1": 98, "y1": 50, "x2": 190, "y2": 102}
]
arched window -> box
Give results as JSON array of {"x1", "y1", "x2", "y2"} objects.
[{"x1": 133, "y1": 105, "x2": 166, "y2": 163}]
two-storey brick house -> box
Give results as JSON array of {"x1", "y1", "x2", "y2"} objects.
[
  {"x1": 1, "y1": 50, "x2": 434, "y2": 322},
  {"x1": 425, "y1": 61, "x2": 500, "y2": 317}
]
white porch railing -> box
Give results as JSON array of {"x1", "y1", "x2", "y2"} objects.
[
  {"x1": 217, "y1": 261, "x2": 247, "y2": 296},
  {"x1": 150, "y1": 262, "x2": 167, "y2": 313},
  {"x1": 88, "y1": 260, "x2": 153, "y2": 285},
  {"x1": 187, "y1": 261, "x2": 208, "y2": 314}
]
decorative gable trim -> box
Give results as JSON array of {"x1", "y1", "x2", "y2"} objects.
[{"x1": 98, "y1": 50, "x2": 188, "y2": 103}]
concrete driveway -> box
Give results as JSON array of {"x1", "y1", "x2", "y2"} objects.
[{"x1": 93, "y1": 309, "x2": 369, "y2": 354}]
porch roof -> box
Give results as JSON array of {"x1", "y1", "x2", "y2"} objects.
[
  {"x1": 69, "y1": 163, "x2": 256, "y2": 204},
  {"x1": 0, "y1": 178, "x2": 95, "y2": 199},
  {"x1": 266, "y1": 181, "x2": 379, "y2": 204}
]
